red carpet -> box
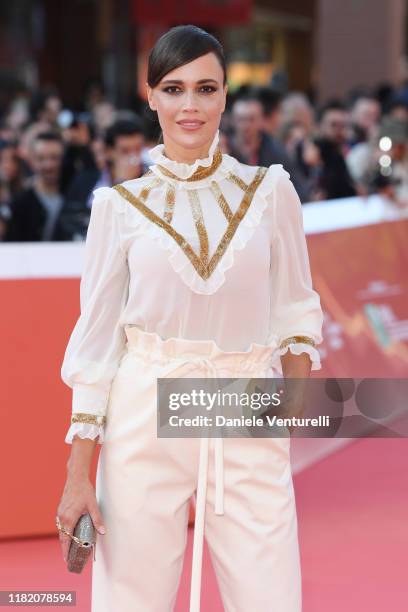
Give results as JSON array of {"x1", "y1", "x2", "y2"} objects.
[{"x1": 1, "y1": 437, "x2": 407, "y2": 611}]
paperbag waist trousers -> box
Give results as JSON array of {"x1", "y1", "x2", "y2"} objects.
[{"x1": 91, "y1": 325, "x2": 302, "y2": 612}]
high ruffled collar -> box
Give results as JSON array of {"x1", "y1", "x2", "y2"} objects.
[{"x1": 148, "y1": 130, "x2": 220, "y2": 180}]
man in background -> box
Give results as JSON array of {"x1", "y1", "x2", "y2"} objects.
[
  {"x1": 62, "y1": 117, "x2": 147, "y2": 239},
  {"x1": 4, "y1": 131, "x2": 67, "y2": 241},
  {"x1": 229, "y1": 90, "x2": 308, "y2": 202},
  {"x1": 314, "y1": 101, "x2": 357, "y2": 199}
]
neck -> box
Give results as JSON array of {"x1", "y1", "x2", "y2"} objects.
[
  {"x1": 34, "y1": 176, "x2": 59, "y2": 195},
  {"x1": 162, "y1": 134, "x2": 214, "y2": 164}
]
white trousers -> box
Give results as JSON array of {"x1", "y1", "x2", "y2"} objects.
[{"x1": 91, "y1": 326, "x2": 302, "y2": 612}]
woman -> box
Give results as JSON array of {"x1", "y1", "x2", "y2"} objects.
[{"x1": 56, "y1": 25, "x2": 323, "y2": 612}]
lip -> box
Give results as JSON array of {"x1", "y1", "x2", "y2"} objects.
[{"x1": 177, "y1": 120, "x2": 205, "y2": 130}]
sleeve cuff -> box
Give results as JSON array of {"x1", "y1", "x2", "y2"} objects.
[
  {"x1": 65, "y1": 421, "x2": 105, "y2": 445},
  {"x1": 271, "y1": 336, "x2": 322, "y2": 374},
  {"x1": 72, "y1": 383, "x2": 110, "y2": 416}
]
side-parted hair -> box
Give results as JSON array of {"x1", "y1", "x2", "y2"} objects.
[{"x1": 147, "y1": 25, "x2": 227, "y2": 88}]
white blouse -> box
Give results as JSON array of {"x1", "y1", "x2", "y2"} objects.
[{"x1": 61, "y1": 130, "x2": 324, "y2": 444}]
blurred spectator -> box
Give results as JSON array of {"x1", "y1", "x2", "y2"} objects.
[
  {"x1": 18, "y1": 121, "x2": 55, "y2": 179},
  {"x1": 83, "y1": 78, "x2": 106, "y2": 113},
  {"x1": 349, "y1": 95, "x2": 381, "y2": 145},
  {"x1": 386, "y1": 99, "x2": 408, "y2": 122},
  {"x1": 318, "y1": 100, "x2": 352, "y2": 153},
  {"x1": 29, "y1": 87, "x2": 62, "y2": 128},
  {"x1": 3, "y1": 96, "x2": 29, "y2": 134},
  {"x1": 229, "y1": 91, "x2": 308, "y2": 201},
  {"x1": 278, "y1": 121, "x2": 324, "y2": 202},
  {"x1": 104, "y1": 117, "x2": 147, "y2": 183},
  {"x1": 92, "y1": 101, "x2": 117, "y2": 134},
  {"x1": 3, "y1": 131, "x2": 68, "y2": 241},
  {"x1": 61, "y1": 118, "x2": 148, "y2": 240},
  {"x1": 0, "y1": 184, "x2": 11, "y2": 240},
  {"x1": 277, "y1": 93, "x2": 323, "y2": 200},
  {"x1": 281, "y1": 92, "x2": 316, "y2": 136},
  {"x1": 0, "y1": 140, "x2": 25, "y2": 199},
  {"x1": 368, "y1": 117, "x2": 408, "y2": 208},
  {"x1": 0, "y1": 120, "x2": 17, "y2": 142},
  {"x1": 0, "y1": 140, "x2": 25, "y2": 239},
  {"x1": 256, "y1": 87, "x2": 283, "y2": 139},
  {"x1": 314, "y1": 101, "x2": 357, "y2": 199},
  {"x1": 219, "y1": 126, "x2": 232, "y2": 155},
  {"x1": 58, "y1": 111, "x2": 96, "y2": 193}
]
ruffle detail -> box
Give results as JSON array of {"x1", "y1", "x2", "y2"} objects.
[
  {"x1": 65, "y1": 422, "x2": 104, "y2": 444},
  {"x1": 148, "y1": 130, "x2": 220, "y2": 179},
  {"x1": 112, "y1": 161, "x2": 281, "y2": 295},
  {"x1": 270, "y1": 342, "x2": 322, "y2": 375}
]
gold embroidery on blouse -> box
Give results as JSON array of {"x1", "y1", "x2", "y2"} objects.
[
  {"x1": 226, "y1": 172, "x2": 249, "y2": 191},
  {"x1": 164, "y1": 183, "x2": 175, "y2": 224},
  {"x1": 113, "y1": 165, "x2": 268, "y2": 280},
  {"x1": 71, "y1": 413, "x2": 107, "y2": 426},
  {"x1": 187, "y1": 189, "x2": 209, "y2": 266},
  {"x1": 139, "y1": 176, "x2": 162, "y2": 201},
  {"x1": 114, "y1": 183, "x2": 208, "y2": 277},
  {"x1": 157, "y1": 147, "x2": 223, "y2": 182},
  {"x1": 279, "y1": 336, "x2": 317, "y2": 350},
  {"x1": 210, "y1": 180, "x2": 233, "y2": 221},
  {"x1": 206, "y1": 167, "x2": 267, "y2": 277}
]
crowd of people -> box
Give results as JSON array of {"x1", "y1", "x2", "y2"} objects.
[{"x1": 1, "y1": 80, "x2": 407, "y2": 242}]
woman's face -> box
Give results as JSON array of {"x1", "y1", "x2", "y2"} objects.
[{"x1": 147, "y1": 52, "x2": 227, "y2": 156}]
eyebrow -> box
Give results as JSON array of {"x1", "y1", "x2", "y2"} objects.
[{"x1": 160, "y1": 78, "x2": 219, "y2": 85}]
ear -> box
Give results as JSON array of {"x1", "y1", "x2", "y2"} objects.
[
  {"x1": 146, "y1": 84, "x2": 157, "y2": 111},
  {"x1": 221, "y1": 83, "x2": 228, "y2": 113}
]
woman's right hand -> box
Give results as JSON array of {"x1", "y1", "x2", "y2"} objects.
[{"x1": 56, "y1": 472, "x2": 106, "y2": 564}]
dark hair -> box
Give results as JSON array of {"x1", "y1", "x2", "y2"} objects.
[
  {"x1": 147, "y1": 25, "x2": 227, "y2": 88},
  {"x1": 235, "y1": 86, "x2": 282, "y2": 116},
  {"x1": 31, "y1": 131, "x2": 64, "y2": 147},
  {"x1": 29, "y1": 87, "x2": 60, "y2": 122},
  {"x1": 105, "y1": 118, "x2": 144, "y2": 147},
  {"x1": 317, "y1": 100, "x2": 347, "y2": 122},
  {"x1": 231, "y1": 88, "x2": 264, "y2": 112}
]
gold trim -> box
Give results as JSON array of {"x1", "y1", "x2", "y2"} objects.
[
  {"x1": 279, "y1": 336, "x2": 317, "y2": 350},
  {"x1": 71, "y1": 413, "x2": 106, "y2": 426},
  {"x1": 113, "y1": 166, "x2": 268, "y2": 280},
  {"x1": 139, "y1": 176, "x2": 162, "y2": 201},
  {"x1": 164, "y1": 183, "x2": 175, "y2": 224},
  {"x1": 157, "y1": 147, "x2": 223, "y2": 182},
  {"x1": 141, "y1": 168, "x2": 154, "y2": 177},
  {"x1": 187, "y1": 189, "x2": 209, "y2": 266},
  {"x1": 210, "y1": 180, "x2": 233, "y2": 221},
  {"x1": 207, "y1": 167, "x2": 267, "y2": 277},
  {"x1": 226, "y1": 172, "x2": 248, "y2": 191}
]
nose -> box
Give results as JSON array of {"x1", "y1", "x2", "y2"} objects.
[{"x1": 181, "y1": 89, "x2": 199, "y2": 112}]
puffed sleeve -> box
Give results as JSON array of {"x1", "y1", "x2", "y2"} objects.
[
  {"x1": 61, "y1": 187, "x2": 129, "y2": 444},
  {"x1": 267, "y1": 166, "x2": 323, "y2": 373}
]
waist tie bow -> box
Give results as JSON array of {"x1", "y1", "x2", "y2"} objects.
[{"x1": 159, "y1": 356, "x2": 225, "y2": 612}]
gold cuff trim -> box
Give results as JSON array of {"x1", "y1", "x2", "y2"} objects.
[
  {"x1": 71, "y1": 413, "x2": 106, "y2": 426},
  {"x1": 279, "y1": 336, "x2": 316, "y2": 350}
]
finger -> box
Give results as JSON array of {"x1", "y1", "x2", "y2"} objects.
[
  {"x1": 87, "y1": 500, "x2": 106, "y2": 535},
  {"x1": 61, "y1": 536, "x2": 72, "y2": 563},
  {"x1": 57, "y1": 516, "x2": 77, "y2": 562}
]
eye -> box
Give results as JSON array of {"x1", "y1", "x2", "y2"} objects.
[
  {"x1": 199, "y1": 85, "x2": 217, "y2": 93},
  {"x1": 162, "y1": 86, "x2": 182, "y2": 94},
  {"x1": 161, "y1": 84, "x2": 218, "y2": 94}
]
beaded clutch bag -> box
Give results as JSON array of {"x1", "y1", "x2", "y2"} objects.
[{"x1": 66, "y1": 513, "x2": 97, "y2": 573}]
